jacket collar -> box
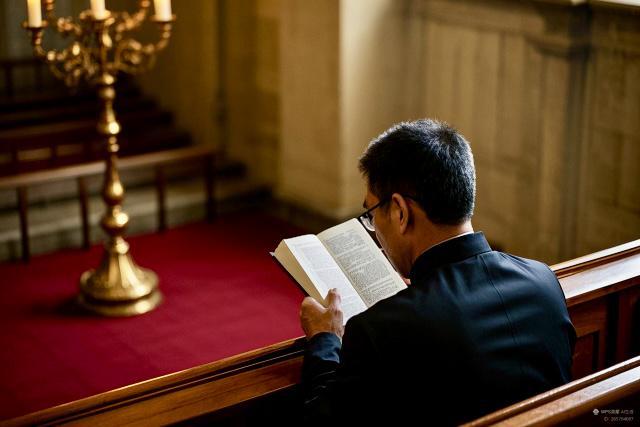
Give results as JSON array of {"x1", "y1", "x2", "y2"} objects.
[{"x1": 409, "y1": 232, "x2": 492, "y2": 283}]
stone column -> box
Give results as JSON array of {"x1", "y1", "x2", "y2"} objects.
[
  {"x1": 279, "y1": 0, "x2": 418, "y2": 220},
  {"x1": 279, "y1": 0, "x2": 342, "y2": 218}
]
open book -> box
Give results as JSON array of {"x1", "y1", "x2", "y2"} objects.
[{"x1": 273, "y1": 218, "x2": 407, "y2": 323}]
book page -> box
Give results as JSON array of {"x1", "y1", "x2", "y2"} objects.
[
  {"x1": 281, "y1": 234, "x2": 367, "y2": 322},
  {"x1": 318, "y1": 219, "x2": 406, "y2": 308}
]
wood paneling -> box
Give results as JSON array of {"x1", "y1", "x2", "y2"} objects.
[
  {"x1": 616, "y1": 286, "x2": 640, "y2": 364},
  {"x1": 568, "y1": 298, "x2": 608, "y2": 379},
  {"x1": 554, "y1": 239, "x2": 640, "y2": 378}
]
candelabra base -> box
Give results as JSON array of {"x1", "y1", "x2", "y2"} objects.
[
  {"x1": 78, "y1": 243, "x2": 161, "y2": 316},
  {"x1": 77, "y1": 289, "x2": 162, "y2": 317}
]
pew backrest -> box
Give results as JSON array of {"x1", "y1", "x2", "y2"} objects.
[
  {"x1": 553, "y1": 240, "x2": 640, "y2": 378},
  {"x1": 0, "y1": 145, "x2": 218, "y2": 262}
]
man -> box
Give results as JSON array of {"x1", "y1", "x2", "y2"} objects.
[{"x1": 299, "y1": 119, "x2": 576, "y2": 426}]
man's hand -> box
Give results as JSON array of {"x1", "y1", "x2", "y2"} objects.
[{"x1": 300, "y1": 288, "x2": 344, "y2": 340}]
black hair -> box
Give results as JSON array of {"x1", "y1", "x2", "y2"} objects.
[{"x1": 358, "y1": 119, "x2": 475, "y2": 225}]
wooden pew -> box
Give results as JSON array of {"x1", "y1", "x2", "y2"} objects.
[
  {"x1": 0, "y1": 57, "x2": 54, "y2": 100},
  {"x1": 1, "y1": 59, "x2": 190, "y2": 176},
  {"x1": 0, "y1": 145, "x2": 218, "y2": 262},
  {"x1": 554, "y1": 241, "x2": 640, "y2": 378},
  {"x1": 1, "y1": 339, "x2": 306, "y2": 427},
  {"x1": 3, "y1": 239, "x2": 639, "y2": 426},
  {"x1": 0, "y1": 108, "x2": 187, "y2": 175},
  {"x1": 0, "y1": 94, "x2": 154, "y2": 129},
  {"x1": 462, "y1": 355, "x2": 640, "y2": 426}
]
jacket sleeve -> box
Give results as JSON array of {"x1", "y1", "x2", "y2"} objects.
[{"x1": 300, "y1": 317, "x2": 376, "y2": 425}]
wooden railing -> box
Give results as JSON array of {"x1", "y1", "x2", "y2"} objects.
[
  {"x1": 0, "y1": 338, "x2": 306, "y2": 427},
  {"x1": 0, "y1": 145, "x2": 218, "y2": 262},
  {"x1": 3, "y1": 239, "x2": 639, "y2": 426},
  {"x1": 463, "y1": 355, "x2": 640, "y2": 426}
]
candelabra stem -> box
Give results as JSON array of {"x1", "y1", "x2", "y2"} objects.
[
  {"x1": 22, "y1": 3, "x2": 174, "y2": 316},
  {"x1": 77, "y1": 74, "x2": 162, "y2": 316}
]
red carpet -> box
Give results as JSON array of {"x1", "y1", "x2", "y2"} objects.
[{"x1": 0, "y1": 213, "x2": 308, "y2": 420}]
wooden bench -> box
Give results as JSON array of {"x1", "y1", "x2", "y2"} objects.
[
  {"x1": 0, "y1": 339, "x2": 306, "y2": 427},
  {"x1": 556, "y1": 241, "x2": 640, "y2": 378},
  {"x1": 1, "y1": 57, "x2": 191, "y2": 177},
  {"x1": 462, "y1": 355, "x2": 640, "y2": 426},
  {"x1": 3, "y1": 239, "x2": 639, "y2": 426},
  {"x1": 0, "y1": 108, "x2": 189, "y2": 175},
  {"x1": 0, "y1": 145, "x2": 218, "y2": 262},
  {"x1": 0, "y1": 57, "x2": 54, "y2": 100},
  {"x1": 0, "y1": 95, "x2": 154, "y2": 130}
]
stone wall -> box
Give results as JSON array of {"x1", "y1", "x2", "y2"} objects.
[
  {"x1": 576, "y1": 4, "x2": 640, "y2": 257},
  {"x1": 414, "y1": 0, "x2": 591, "y2": 262},
  {"x1": 224, "y1": 0, "x2": 282, "y2": 186},
  {"x1": 277, "y1": 0, "x2": 640, "y2": 263},
  {"x1": 136, "y1": 0, "x2": 220, "y2": 152}
]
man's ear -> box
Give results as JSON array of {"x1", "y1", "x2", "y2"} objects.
[{"x1": 391, "y1": 193, "x2": 411, "y2": 234}]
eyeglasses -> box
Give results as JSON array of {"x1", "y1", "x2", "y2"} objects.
[
  {"x1": 358, "y1": 198, "x2": 390, "y2": 232},
  {"x1": 358, "y1": 195, "x2": 416, "y2": 232}
]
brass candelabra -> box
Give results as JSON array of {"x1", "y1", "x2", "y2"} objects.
[{"x1": 23, "y1": 0, "x2": 175, "y2": 316}]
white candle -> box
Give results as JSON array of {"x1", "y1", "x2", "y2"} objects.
[
  {"x1": 90, "y1": 0, "x2": 107, "y2": 19},
  {"x1": 26, "y1": 0, "x2": 42, "y2": 27},
  {"x1": 153, "y1": 0, "x2": 172, "y2": 21}
]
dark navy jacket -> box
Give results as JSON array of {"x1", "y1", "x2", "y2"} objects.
[{"x1": 302, "y1": 232, "x2": 576, "y2": 426}]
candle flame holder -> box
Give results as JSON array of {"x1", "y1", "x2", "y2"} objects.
[{"x1": 23, "y1": 0, "x2": 175, "y2": 316}]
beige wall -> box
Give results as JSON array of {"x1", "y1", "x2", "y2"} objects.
[
  {"x1": 136, "y1": 0, "x2": 219, "y2": 151},
  {"x1": 277, "y1": 0, "x2": 640, "y2": 264},
  {"x1": 577, "y1": 5, "x2": 640, "y2": 256},
  {"x1": 279, "y1": 0, "x2": 423, "y2": 218},
  {"x1": 114, "y1": 0, "x2": 639, "y2": 264},
  {"x1": 225, "y1": 0, "x2": 282, "y2": 185},
  {"x1": 340, "y1": 0, "x2": 420, "y2": 211},
  {"x1": 414, "y1": 0, "x2": 591, "y2": 262},
  {"x1": 279, "y1": 0, "x2": 342, "y2": 216}
]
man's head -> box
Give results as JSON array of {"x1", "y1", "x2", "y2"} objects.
[{"x1": 358, "y1": 119, "x2": 476, "y2": 276}]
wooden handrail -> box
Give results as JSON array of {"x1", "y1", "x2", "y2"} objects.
[
  {"x1": 558, "y1": 243, "x2": 640, "y2": 306},
  {"x1": 506, "y1": 369, "x2": 640, "y2": 426},
  {"x1": 552, "y1": 239, "x2": 640, "y2": 279},
  {"x1": 462, "y1": 355, "x2": 640, "y2": 426},
  {"x1": 1, "y1": 338, "x2": 306, "y2": 427}
]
